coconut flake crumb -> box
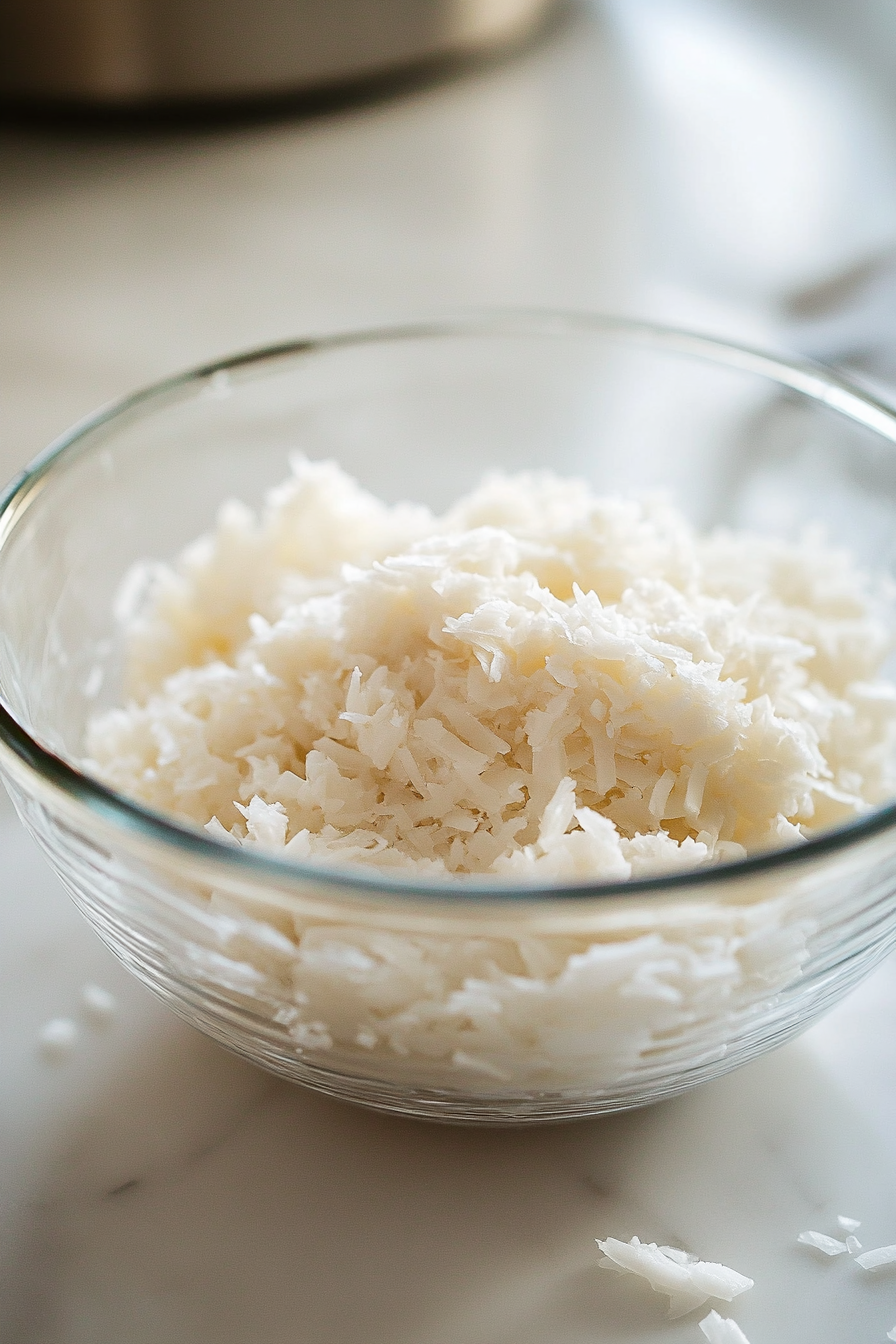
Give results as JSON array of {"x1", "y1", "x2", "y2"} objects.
[
  {"x1": 845, "y1": 1235, "x2": 862, "y2": 1255},
  {"x1": 856, "y1": 1245, "x2": 896, "y2": 1271},
  {"x1": 84, "y1": 460, "x2": 896, "y2": 882},
  {"x1": 596, "y1": 1237, "x2": 753, "y2": 1318},
  {"x1": 837, "y1": 1214, "x2": 861, "y2": 1233},
  {"x1": 699, "y1": 1310, "x2": 752, "y2": 1344},
  {"x1": 886, "y1": 1327, "x2": 896, "y2": 1341},
  {"x1": 81, "y1": 983, "x2": 116, "y2": 1026},
  {"x1": 37, "y1": 1017, "x2": 79, "y2": 1061},
  {"x1": 797, "y1": 1231, "x2": 849, "y2": 1256}
]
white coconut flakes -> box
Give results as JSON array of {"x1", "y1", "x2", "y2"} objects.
[
  {"x1": 699, "y1": 1310, "x2": 752, "y2": 1344},
  {"x1": 85, "y1": 458, "x2": 896, "y2": 883},
  {"x1": 596, "y1": 1236, "x2": 753, "y2": 1319},
  {"x1": 855, "y1": 1244, "x2": 896, "y2": 1271},
  {"x1": 78, "y1": 460, "x2": 896, "y2": 1092},
  {"x1": 796, "y1": 1231, "x2": 849, "y2": 1257}
]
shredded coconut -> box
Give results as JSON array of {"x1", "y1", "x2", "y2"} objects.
[
  {"x1": 37, "y1": 1017, "x2": 79, "y2": 1061},
  {"x1": 79, "y1": 461, "x2": 896, "y2": 1091},
  {"x1": 699, "y1": 1310, "x2": 752, "y2": 1344},
  {"x1": 845, "y1": 1234, "x2": 862, "y2": 1255},
  {"x1": 85, "y1": 459, "x2": 896, "y2": 882},
  {"x1": 856, "y1": 1245, "x2": 896, "y2": 1271},
  {"x1": 596, "y1": 1236, "x2": 753, "y2": 1318},
  {"x1": 837, "y1": 1214, "x2": 861, "y2": 1233},
  {"x1": 887, "y1": 1327, "x2": 896, "y2": 1341},
  {"x1": 797, "y1": 1231, "x2": 849, "y2": 1256}
]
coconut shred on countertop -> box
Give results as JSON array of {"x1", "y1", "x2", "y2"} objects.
[{"x1": 85, "y1": 458, "x2": 896, "y2": 881}]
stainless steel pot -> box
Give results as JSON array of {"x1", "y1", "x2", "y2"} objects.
[{"x1": 0, "y1": 0, "x2": 554, "y2": 105}]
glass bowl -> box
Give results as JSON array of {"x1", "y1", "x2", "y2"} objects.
[{"x1": 2, "y1": 313, "x2": 896, "y2": 1125}]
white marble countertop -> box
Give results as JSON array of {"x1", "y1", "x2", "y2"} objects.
[{"x1": 3, "y1": 4, "x2": 896, "y2": 1341}]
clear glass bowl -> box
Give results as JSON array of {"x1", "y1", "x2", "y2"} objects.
[{"x1": 2, "y1": 313, "x2": 896, "y2": 1124}]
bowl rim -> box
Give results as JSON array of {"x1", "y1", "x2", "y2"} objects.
[{"x1": 3, "y1": 307, "x2": 896, "y2": 905}]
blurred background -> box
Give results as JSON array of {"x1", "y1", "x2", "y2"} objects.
[{"x1": 2, "y1": 0, "x2": 896, "y2": 479}]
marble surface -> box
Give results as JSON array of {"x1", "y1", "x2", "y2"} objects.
[{"x1": 3, "y1": 3, "x2": 896, "y2": 1341}]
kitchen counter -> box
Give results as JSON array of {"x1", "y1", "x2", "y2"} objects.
[{"x1": 2, "y1": 5, "x2": 896, "y2": 1341}]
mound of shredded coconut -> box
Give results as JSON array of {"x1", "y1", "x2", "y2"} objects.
[
  {"x1": 85, "y1": 456, "x2": 896, "y2": 882},
  {"x1": 596, "y1": 1236, "x2": 753, "y2": 1318}
]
